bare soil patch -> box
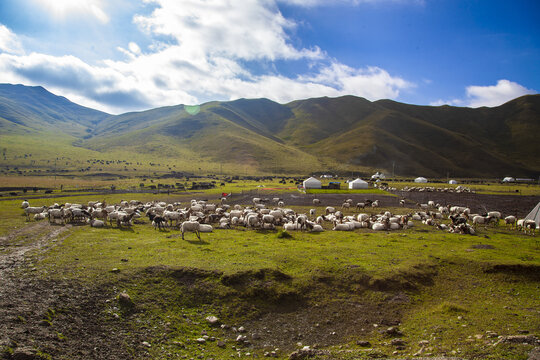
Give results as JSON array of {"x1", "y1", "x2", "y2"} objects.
[{"x1": 0, "y1": 223, "x2": 144, "y2": 360}]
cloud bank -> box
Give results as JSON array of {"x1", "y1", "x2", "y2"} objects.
[
  {"x1": 0, "y1": 0, "x2": 415, "y2": 114},
  {"x1": 431, "y1": 80, "x2": 537, "y2": 108}
]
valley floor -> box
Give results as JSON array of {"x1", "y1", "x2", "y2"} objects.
[{"x1": 0, "y1": 192, "x2": 539, "y2": 360}]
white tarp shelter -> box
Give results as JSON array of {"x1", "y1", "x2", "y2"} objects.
[
  {"x1": 303, "y1": 177, "x2": 322, "y2": 189},
  {"x1": 349, "y1": 178, "x2": 368, "y2": 189},
  {"x1": 449, "y1": 179, "x2": 458, "y2": 184},
  {"x1": 525, "y1": 202, "x2": 540, "y2": 227},
  {"x1": 502, "y1": 177, "x2": 515, "y2": 183},
  {"x1": 414, "y1": 177, "x2": 428, "y2": 183}
]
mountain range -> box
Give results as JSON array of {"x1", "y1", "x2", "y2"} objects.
[{"x1": 0, "y1": 83, "x2": 539, "y2": 178}]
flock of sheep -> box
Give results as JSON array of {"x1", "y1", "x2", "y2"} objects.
[{"x1": 20, "y1": 195, "x2": 537, "y2": 238}]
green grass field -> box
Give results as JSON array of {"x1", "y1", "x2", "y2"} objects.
[{"x1": 1, "y1": 189, "x2": 538, "y2": 359}]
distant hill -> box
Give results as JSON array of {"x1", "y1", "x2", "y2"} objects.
[
  {"x1": 0, "y1": 84, "x2": 109, "y2": 137},
  {"x1": 0, "y1": 83, "x2": 538, "y2": 177}
]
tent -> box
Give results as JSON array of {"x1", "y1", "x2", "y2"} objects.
[
  {"x1": 349, "y1": 178, "x2": 368, "y2": 189},
  {"x1": 414, "y1": 177, "x2": 428, "y2": 183},
  {"x1": 502, "y1": 177, "x2": 515, "y2": 183},
  {"x1": 371, "y1": 172, "x2": 386, "y2": 180},
  {"x1": 303, "y1": 177, "x2": 322, "y2": 189},
  {"x1": 525, "y1": 202, "x2": 540, "y2": 227},
  {"x1": 449, "y1": 179, "x2": 458, "y2": 184}
]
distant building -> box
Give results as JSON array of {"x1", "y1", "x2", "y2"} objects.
[
  {"x1": 414, "y1": 177, "x2": 428, "y2": 183},
  {"x1": 502, "y1": 177, "x2": 515, "y2": 183},
  {"x1": 349, "y1": 178, "x2": 368, "y2": 189},
  {"x1": 303, "y1": 177, "x2": 322, "y2": 189},
  {"x1": 449, "y1": 179, "x2": 458, "y2": 184}
]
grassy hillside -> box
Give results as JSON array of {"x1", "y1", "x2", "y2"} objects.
[{"x1": 0, "y1": 84, "x2": 538, "y2": 177}]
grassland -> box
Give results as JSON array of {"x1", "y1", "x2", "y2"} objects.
[{"x1": 1, "y1": 188, "x2": 539, "y2": 359}]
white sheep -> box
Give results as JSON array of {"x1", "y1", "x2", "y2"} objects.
[
  {"x1": 371, "y1": 222, "x2": 386, "y2": 231},
  {"x1": 357, "y1": 213, "x2": 369, "y2": 222},
  {"x1": 21, "y1": 200, "x2": 29, "y2": 209},
  {"x1": 199, "y1": 224, "x2": 213, "y2": 233},
  {"x1": 33, "y1": 212, "x2": 48, "y2": 221},
  {"x1": 312, "y1": 198, "x2": 321, "y2": 205},
  {"x1": 180, "y1": 221, "x2": 201, "y2": 240},
  {"x1": 504, "y1": 215, "x2": 516, "y2": 228},
  {"x1": 90, "y1": 219, "x2": 105, "y2": 228},
  {"x1": 283, "y1": 222, "x2": 298, "y2": 231},
  {"x1": 332, "y1": 222, "x2": 353, "y2": 231},
  {"x1": 24, "y1": 206, "x2": 47, "y2": 220}
]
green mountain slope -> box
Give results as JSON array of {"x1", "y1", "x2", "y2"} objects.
[
  {"x1": 0, "y1": 84, "x2": 109, "y2": 137},
  {"x1": 0, "y1": 83, "x2": 538, "y2": 177}
]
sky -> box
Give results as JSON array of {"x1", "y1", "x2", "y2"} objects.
[{"x1": 0, "y1": 0, "x2": 538, "y2": 114}]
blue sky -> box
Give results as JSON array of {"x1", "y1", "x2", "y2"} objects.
[{"x1": 0, "y1": 0, "x2": 538, "y2": 114}]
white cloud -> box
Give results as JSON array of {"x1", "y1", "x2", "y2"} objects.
[
  {"x1": 431, "y1": 80, "x2": 536, "y2": 108},
  {"x1": 128, "y1": 42, "x2": 141, "y2": 55},
  {"x1": 134, "y1": 0, "x2": 322, "y2": 61},
  {"x1": 466, "y1": 80, "x2": 536, "y2": 107},
  {"x1": 0, "y1": 0, "x2": 413, "y2": 114},
  {"x1": 0, "y1": 25, "x2": 24, "y2": 55},
  {"x1": 31, "y1": 0, "x2": 109, "y2": 23}
]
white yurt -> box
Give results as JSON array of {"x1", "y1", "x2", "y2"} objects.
[
  {"x1": 448, "y1": 179, "x2": 458, "y2": 185},
  {"x1": 349, "y1": 178, "x2": 368, "y2": 189},
  {"x1": 414, "y1": 177, "x2": 428, "y2": 183},
  {"x1": 303, "y1": 177, "x2": 322, "y2": 189},
  {"x1": 502, "y1": 177, "x2": 515, "y2": 183},
  {"x1": 525, "y1": 202, "x2": 540, "y2": 227}
]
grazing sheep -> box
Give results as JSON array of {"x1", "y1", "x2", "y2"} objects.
[
  {"x1": 90, "y1": 219, "x2": 105, "y2": 228},
  {"x1": 180, "y1": 221, "x2": 201, "y2": 240},
  {"x1": 312, "y1": 198, "x2": 321, "y2": 205},
  {"x1": 283, "y1": 222, "x2": 299, "y2": 231},
  {"x1": 333, "y1": 221, "x2": 353, "y2": 231},
  {"x1": 356, "y1": 202, "x2": 365, "y2": 210},
  {"x1": 371, "y1": 200, "x2": 379, "y2": 208},
  {"x1": 163, "y1": 210, "x2": 184, "y2": 227},
  {"x1": 33, "y1": 212, "x2": 48, "y2": 221},
  {"x1": 24, "y1": 206, "x2": 47, "y2": 220},
  {"x1": 311, "y1": 224, "x2": 324, "y2": 232},
  {"x1": 372, "y1": 222, "x2": 386, "y2": 231},
  {"x1": 48, "y1": 208, "x2": 64, "y2": 224},
  {"x1": 21, "y1": 200, "x2": 29, "y2": 209},
  {"x1": 341, "y1": 202, "x2": 351, "y2": 210},
  {"x1": 246, "y1": 214, "x2": 261, "y2": 229},
  {"x1": 357, "y1": 213, "x2": 369, "y2": 222},
  {"x1": 472, "y1": 215, "x2": 490, "y2": 227},
  {"x1": 325, "y1": 206, "x2": 336, "y2": 215},
  {"x1": 504, "y1": 215, "x2": 516, "y2": 229},
  {"x1": 487, "y1": 211, "x2": 501, "y2": 225},
  {"x1": 399, "y1": 200, "x2": 405, "y2": 207},
  {"x1": 277, "y1": 201, "x2": 285, "y2": 207},
  {"x1": 199, "y1": 224, "x2": 213, "y2": 233},
  {"x1": 524, "y1": 220, "x2": 537, "y2": 235},
  {"x1": 116, "y1": 212, "x2": 136, "y2": 227},
  {"x1": 315, "y1": 215, "x2": 326, "y2": 225}
]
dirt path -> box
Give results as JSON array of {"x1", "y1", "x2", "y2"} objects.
[{"x1": 0, "y1": 222, "x2": 143, "y2": 360}]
